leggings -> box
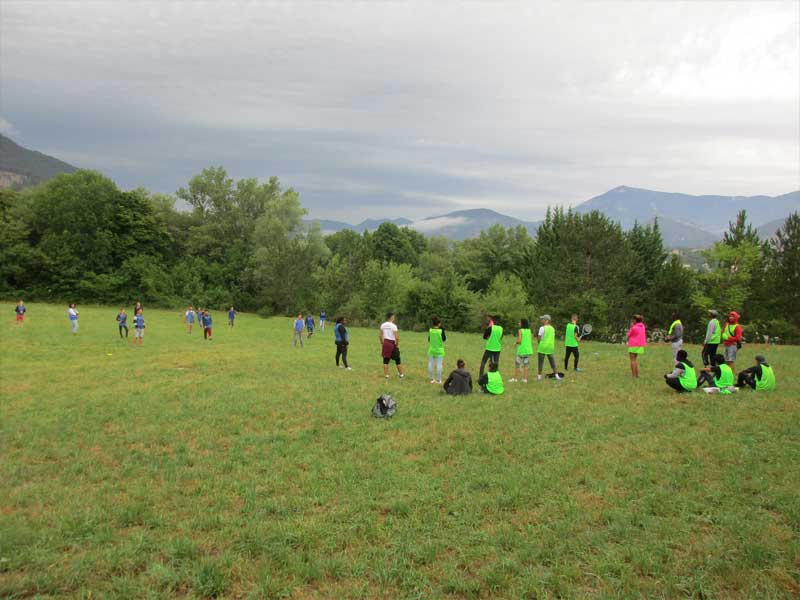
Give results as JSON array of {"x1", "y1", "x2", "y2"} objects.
[
  {"x1": 119, "y1": 325, "x2": 128, "y2": 338},
  {"x1": 336, "y1": 343, "x2": 349, "y2": 367},
  {"x1": 696, "y1": 371, "x2": 716, "y2": 388},
  {"x1": 538, "y1": 353, "x2": 556, "y2": 374},
  {"x1": 480, "y1": 350, "x2": 500, "y2": 377},
  {"x1": 702, "y1": 343, "x2": 718, "y2": 366},
  {"x1": 428, "y1": 355, "x2": 443, "y2": 381},
  {"x1": 564, "y1": 347, "x2": 579, "y2": 370},
  {"x1": 737, "y1": 372, "x2": 756, "y2": 390},
  {"x1": 665, "y1": 377, "x2": 688, "y2": 393}
]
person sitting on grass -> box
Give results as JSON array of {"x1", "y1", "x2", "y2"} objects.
[
  {"x1": 478, "y1": 361, "x2": 504, "y2": 395},
  {"x1": 443, "y1": 359, "x2": 473, "y2": 395},
  {"x1": 736, "y1": 355, "x2": 776, "y2": 391},
  {"x1": 696, "y1": 353, "x2": 736, "y2": 394},
  {"x1": 663, "y1": 349, "x2": 697, "y2": 393}
]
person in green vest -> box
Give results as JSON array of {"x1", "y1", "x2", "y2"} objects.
[
  {"x1": 478, "y1": 361, "x2": 504, "y2": 395},
  {"x1": 564, "y1": 314, "x2": 582, "y2": 372},
  {"x1": 537, "y1": 314, "x2": 561, "y2": 381},
  {"x1": 702, "y1": 309, "x2": 721, "y2": 367},
  {"x1": 479, "y1": 315, "x2": 503, "y2": 377},
  {"x1": 666, "y1": 312, "x2": 683, "y2": 361},
  {"x1": 509, "y1": 318, "x2": 534, "y2": 383},
  {"x1": 664, "y1": 349, "x2": 698, "y2": 393},
  {"x1": 427, "y1": 316, "x2": 447, "y2": 384},
  {"x1": 697, "y1": 353, "x2": 737, "y2": 394},
  {"x1": 736, "y1": 355, "x2": 775, "y2": 391}
]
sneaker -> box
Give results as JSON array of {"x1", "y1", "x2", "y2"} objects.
[
  {"x1": 522, "y1": 378, "x2": 528, "y2": 383},
  {"x1": 575, "y1": 368, "x2": 583, "y2": 372},
  {"x1": 436, "y1": 380, "x2": 442, "y2": 384},
  {"x1": 537, "y1": 375, "x2": 543, "y2": 381},
  {"x1": 555, "y1": 374, "x2": 563, "y2": 380},
  {"x1": 507, "y1": 378, "x2": 517, "y2": 383},
  {"x1": 399, "y1": 374, "x2": 405, "y2": 379},
  {"x1": 385, "y1": 375, "x2": 390, "y2": 379},
  {"x1": 430, "y1": 379, "x2": 437, "y2": 384},
  {"x1": 346, "y1": 367, "x2": 353, "y2": 371},
  {"x1": 338, "y1": 365, "x2": 344, "y2": 368}
]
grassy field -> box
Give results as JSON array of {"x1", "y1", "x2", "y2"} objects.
[{"x1": 1, "y1": 302, "x2": 799, "y2": 599}]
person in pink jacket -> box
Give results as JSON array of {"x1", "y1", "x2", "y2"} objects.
[{"x1": 627, "y1": 314, "x2": 647, "y2": 378}]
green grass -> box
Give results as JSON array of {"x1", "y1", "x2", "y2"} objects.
[{"x1": 1, "y1": 302, "x2": 799, "y2": 599}]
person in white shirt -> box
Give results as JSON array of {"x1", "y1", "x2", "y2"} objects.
[
  {"x1": 379, "y1": 312, "x2": 405, "y2": 379},
  {"x1": 68, "y1": 303, "x2": 79, "y2": 334}
]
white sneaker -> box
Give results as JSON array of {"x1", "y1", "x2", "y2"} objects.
[
  {"x1": 436, "y1": 380, "x2": 442, "y2": 384},
  {"x1": 430, "y1": 379, "x2": 437, "y2": 384},
  {"x1": 385, "y1": 375, "x2": 390, "y2": 379},
  {"x1": 399, "y1": 374, "x2": 405, "y2": 379},
  {"x1": 555, "y1": 374, "x2": 563, "y2": 380},
  {"x1": 507, "y1": 378, "x2": 517, "y2": 383},
  {"x1": 522, "y1": 378, "x2": 528, "y2": 383},
  {"x1": 537, "y1": 375, "x2": 543, "y2": 381},
  {"x1": 346, "y1": 367, "x2": 353, "y2": 371}
]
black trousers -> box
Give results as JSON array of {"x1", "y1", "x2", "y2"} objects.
[
  {"x1": 479, "y1": 350, "x2": 500, "y2": 377},
  {"x1": 665, "y1": 377, "x2": 688, "y2": 393},
  {"x1": 336, "y1": 343, "x2": 349, "y2": 367},
  {"x1": 696, "y1": 371, "x2": 716, "y2": 387},
  {"x1": 564, "y1": 347, "x2": 579, "y2": 370},
  {"x1": 119, "y1": 325, "x2": 128, "y2": 338},
  {"x1": 702, "y1": 343, "x2": 719, "y2": 366},
  {"x1": 737, "y1": 372, "x2": 756, "y2": 389}
]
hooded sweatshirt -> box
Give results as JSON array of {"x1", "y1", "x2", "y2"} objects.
[
  {"x1": 722, "y1": 311, "x2": 743, "y2": 347},
  {"x1": 627, "y1": 321, "x2": 647, "y2": 348},
  {"x1": 443, "y1": 368, "x2": 473, "y2": 395}
]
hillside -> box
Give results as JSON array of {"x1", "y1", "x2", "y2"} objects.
[{"x1": 0, "y1": 134, "x2": 78, "y2": 188}]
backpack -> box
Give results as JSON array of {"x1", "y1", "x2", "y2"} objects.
[{"x1": 372, "y1": 394, "x2": 397, "y2": 418}]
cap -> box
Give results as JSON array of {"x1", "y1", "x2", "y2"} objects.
[
  {"x1": 539, "y1": 314, "x2": 551, "y2": 321},
  {"x1": 755, "y1": 355, "x2": 766, "y2": 363}
]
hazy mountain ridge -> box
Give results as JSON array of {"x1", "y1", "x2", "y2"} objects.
[{"x1": 0, "y1": 134, "x2": 78, "y2": 188}]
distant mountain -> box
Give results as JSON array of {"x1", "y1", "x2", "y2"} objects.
[
  {"x1": 0, "y1": 134, "x2": 78, "y2": 188},
  {"x1": 756, "y1": 217, "x2": 788, "y2": 241},
  {"x1": 353, "y1": 217, "x2": 412, "y2": 233},
  {"x1": 409, "y1": 209, "x2": 539, "y2": 240},
  {"x1": 575, "y1": 186, "x2": 799, "y2": 246}
]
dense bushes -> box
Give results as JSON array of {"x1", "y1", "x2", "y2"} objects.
[{"x1": 2, "y1": 168, "x2": 798, "y2": 342}]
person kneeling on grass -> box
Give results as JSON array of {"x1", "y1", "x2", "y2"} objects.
[
  {"x1": 696, "y1": 353, "x2": 736, "y2": 394},
  {"x1": 443, "y1": 359, "x2": 473, "y2": 395},
  {"x1": 736, "y1": 355, "x2": 776, "y2": 391},
  {"x1": 478, "y1": 361, "x2": 504, "y2": 395},
  {"x1": 664, "y1": 349, "x2": 697, "y2": 393}
]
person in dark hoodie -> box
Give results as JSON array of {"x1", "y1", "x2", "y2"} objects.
[
  {"x1": 663, "y1": 349, "x2": 697, "y2": 393},
  {"x1": 443, "y1": 359, "x2": 473, "y2": 395},
  {"x1": 736, "y1": 355, "x2": 775, "y2": 391},
  {"x1": 721, "y1": 310, "x2": 744, "y2": 372}
]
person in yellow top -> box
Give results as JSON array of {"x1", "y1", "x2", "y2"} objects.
[
  {"x1": 537, "y1": 314, "x2": 562, "y2": 381},
  {"x1": 736, "y1": 355, "x2": 776, "y2": 391}
]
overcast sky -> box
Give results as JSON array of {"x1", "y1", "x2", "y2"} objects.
[{"x1": 1, "y1": 1, "x2": 798, "y2": 220}]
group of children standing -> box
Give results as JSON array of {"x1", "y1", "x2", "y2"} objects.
[{"x1": 182, "y1": 305, "x2": 231, "y2": 340}]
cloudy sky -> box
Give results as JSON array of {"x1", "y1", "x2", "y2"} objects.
[{"x1": 1, "y1": 1, "x2": 798, "y2": 221}]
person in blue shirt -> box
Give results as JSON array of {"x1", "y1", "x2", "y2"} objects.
[
  {"x1": 185, "y1": 305, "x2": 195, "y2": 334},
  {"x1": 117, "y1": 308, "x2": 128, "y2": 338},
  {"x1": 133, "y1": 309, "x2": 145, "y2": 345},
  {"x1": 334, "y1": 317, "x2": 351, "y2": 369},
  {"x1": 228, "y1": 306, "x2": 237, "y2": 328},
  {"x1": 203, "y1": 311, "x2": 213, "y2": 340},
  {"x1": 293, "y1": 313, "x2": 304, "y2": 347},
  {"x1": 306, "y1": 314, "x2": 315, "y2": 338},
  {"x1": 15, "y1": 300, "x2": 26, "y2": 326},
  {"x1": 320, "y1": 309, "x2": 327, "y2": 332},
  {"x1": 196, "y1": 306, "x2": 203, "y2": 328}
]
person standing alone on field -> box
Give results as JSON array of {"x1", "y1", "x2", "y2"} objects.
[
  {"x1": 68, "y1": 303, "x2": 79, "y2": 335},
  {"x1": 334, "y1": 316, "x2": 351, "y2": 369},
  {"x1": 117, "y1": 308, "x2": 129, "y2": 339},
  {"x1": 379, "y1": 312, "x2": 405, "y2": 379},
  {"x1": 627, "y1": 314, "x2": 647, "y2": 378},
  {"x1": 666, "y1": 312, "x2": 683, "y2": 361},
  {"x1": 320, "y1": 309, "x2": 327, "y2": 332},
  {"x1": 228, "y1": 306, "x2": 237, "y2": 328},
  {"x1": 185, "y1": 305, "x2": 195, "y2": 334},
  {"x1": 427, "y1": 316, "x2": 446, "y2": 384},
  {"x1": 15, "y1": 300, "x2": 26, "y2": 326},
  {"x1": 480, "y1": 315, "x2": 503, "y2": 377},
  {"x1": 293, "y1": 313, "x2": 304, "y2": 347},
  {"x1": 702, "y1": 310, "x2": 721, "y2": 367},
  {"x1": 564, "y1": 314, "x2": 582, "y2": 372}
]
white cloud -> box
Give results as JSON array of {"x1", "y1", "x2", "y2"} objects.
[{"x1": 0, "y1": 116, "x2": 19, "y2": 137}]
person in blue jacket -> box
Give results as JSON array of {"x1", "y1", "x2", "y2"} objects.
[
  {"x1": 334, "y1": 317, "x2": 351, "y2": 369},
  {"x1": 203, "y1": 310, "x2": 213, "y2": 340}
]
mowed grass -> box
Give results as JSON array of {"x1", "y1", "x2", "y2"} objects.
[{"x1": 1, "y1": 303, "x2": 799, "y2": 599}]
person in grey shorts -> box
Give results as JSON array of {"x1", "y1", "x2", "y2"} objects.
[{"x1": 666, "y1": 312, "x2": 683, "y2": 361}]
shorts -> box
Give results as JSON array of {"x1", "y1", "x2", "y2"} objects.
[
  {"x1": 134, "y1": 328, "x2": 144, "y2": 338},
  {"x1": 16, "y1": 313, "x2": 23, "y2": 321},
  {"x1": 724, "y1": 345, "x2": 737, "y2": 362},
  {"x1": 515, "y1": 354, "x2": 531, "y2": 367},
  {"x1": 382, "y1": 340, "x2": 401, "y2": 364},
  {"x1": 628, "y1": 346, "x2": 645, "y2": 355}
]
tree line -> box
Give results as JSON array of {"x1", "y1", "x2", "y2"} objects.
[{"x1": 1, "y1": 167, "x2": 798, "y2": 342}]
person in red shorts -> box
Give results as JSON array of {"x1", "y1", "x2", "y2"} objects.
[
  {"x1": 379, "y1": 312, "x2": 405, "y2": 379},
  {"x1": 15, "y1": 300, "x2": 26, "y2": 326}
]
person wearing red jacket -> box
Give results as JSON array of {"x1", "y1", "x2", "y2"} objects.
[{"x1": 722, "y1": 311, "x2": 743, "y2": 372}]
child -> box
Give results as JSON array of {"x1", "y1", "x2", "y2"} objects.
[
  {"x1": 665, "y1": 312, "x2": 683, "y2": 361},
  {"x1": 564, "y1": 314, "x2": 582, "y2": 371},
  {"x1": 117, "y1": 308, "x2": 129, "y2": 338},
  {"x1": 196, "y1": 306, "x2": 203, "y2": 328},
  {"x1": 306, "y1": 313, "x2": 315, "y2": 337},
  {"x1": 509, "y1": 318, "x2": 533, "y2": 383},
  {"x1": 68, "y1": 303, "x2": 79, "y2": 334},
  {"x1": 537, "y1": 314, "x2": 561, "y2": 380},
  {"x1": 334, "y1": 316, "x2": 351, "y2": 369},
  {"x1": 443, "y1": 359, "x2": 473, "y2": 395},
  {"x1": 15, "y1": 300, "x2": 26, "y2": 326},
  {"x1": 379, "y1": 312, "x2": 405, "y2": 379},
  {"x1": 736, "y1": 355, "x2": 775, "y2": 391},
  {"x1": 133, "y1": 309, "x2": 145, "y2": 345},
  {"x1": 133, "y1": 301, "x2": 143, "y2": 318},
  {"x1": 697, "y1": 353, "x2": 736, "y2": 394},
  {"x1": 663, "y1": 349, "x2": 697, "y2": 393},
  {"x1": 320, "y1": 309, "x2": 327, "y2": 332},
  {"x1": 228, "y1": 306, "x2": 236, "y2": 328},
  {"x1": 427, "y1": 316, "x2": 446, "y2": 384},
  {"x1": 627, "y1": 314, "x2": 646, "y2": 378},
  {"x1": 185, "y1": 305, "x2": 195, "y2": 334},
  {"x1": 293, "y1": 313, "x2": 304, "y2": 347},
  {"x1": 203, "y1": 310, "x2": 213, "y2": 340},
  {"x1": 478, "y1": 361, "x2": 504, "y2": 395},
  {"x1": 480, "y1": 315, "x2": 503, "y2": 377}
]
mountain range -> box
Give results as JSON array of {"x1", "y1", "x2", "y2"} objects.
[{"x1": 0, "y1": 134, "x2": 77, "y2": 188}]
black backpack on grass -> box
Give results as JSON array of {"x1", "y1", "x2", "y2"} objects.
[{"x1": 372, "y1": 394, "x2": 397, "y2": 418}]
